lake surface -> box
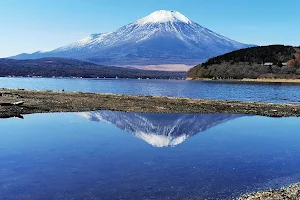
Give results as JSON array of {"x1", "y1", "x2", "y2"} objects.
[
  {"x1": 2, "y1": 77, "x2": 300, "y2": 103},
  {"x1": 1, "y1": 111, "x2": 300, "y2": 199}
]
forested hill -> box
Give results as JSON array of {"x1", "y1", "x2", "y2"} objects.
[
  {"x1": 188, "y1": 45, "x2": 300, "y2": 79},
  {"x1": 202, "y1": 45, "x2": 297, "y2": 66},
  {"x1": 0, "y1": 58, "x2": 186, "y2": 79}
]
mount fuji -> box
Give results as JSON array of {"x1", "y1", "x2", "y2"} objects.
[
  {"x1": 11, "y1": 10, "x2": 253, "y2": 70},
  {"x1": 80, "y1": 111, "x2": 244, "y2": 147}
]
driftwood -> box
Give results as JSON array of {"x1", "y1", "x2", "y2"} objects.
[
  {"x1": 0, "y1": 91, "x2": 23, "y2": 98},
  {"x1": 0, "y1": 101, "x2": 24, "y2": 106},
  {"x1": 0, "y1": 91, "x2": 12, "y2": 96}
]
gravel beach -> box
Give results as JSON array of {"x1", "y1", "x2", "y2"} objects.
[{"x1": 1, "y1": 88, "x2": 300, "y2": 118}]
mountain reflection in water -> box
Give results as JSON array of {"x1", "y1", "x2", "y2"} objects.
[
  {"x1": 2, "y1": 112, "x2": 300, "y2": 200},
  {"x1": 80, "y1": 111, "x2": 244, "y2": 147}
]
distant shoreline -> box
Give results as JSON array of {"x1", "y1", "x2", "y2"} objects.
[
  {"x1": 187, "y1": 77, "x2": 300, "y2": 83},
  {"x1": 1, "y1": 88, "x2": 300, "y2": 118}
]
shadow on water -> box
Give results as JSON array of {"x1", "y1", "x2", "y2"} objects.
[{"x1": 80, "y1": 111, "x2": 246, "y2": 147}]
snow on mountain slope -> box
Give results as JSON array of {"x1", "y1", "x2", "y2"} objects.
[
  {"x1": 80, "y1": 111, "x2": 244, "y2": 147},
  {"x1": 11, "y1": 10, "x2": 253, "y2": 67},
  {"x1": 137, "y1": 10, "x2": 192, "y2": 24}
]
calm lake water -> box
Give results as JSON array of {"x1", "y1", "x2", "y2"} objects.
[
  {"x1": 1, "y1": 77, "x2": 300, "y2": 103},
  {"x1": 1, "y1": 111, "x2": 300, "y2": 199}
]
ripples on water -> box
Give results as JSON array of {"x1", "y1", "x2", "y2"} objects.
[
  {"x1": 1, "y1": 112, "x2": 300, "y2": 199},
  {"x1": 1, "y1": 77, "x2": 300, "y2": 103}
]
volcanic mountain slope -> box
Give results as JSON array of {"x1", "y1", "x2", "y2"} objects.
[
  {"x1": 80, "y1": 111, "x2": 243, "y2": 147},
  {"x1": 11, "y1": 10, "x2": 253, "y2": 67}
]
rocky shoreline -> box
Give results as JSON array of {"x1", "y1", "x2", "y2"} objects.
[
  {"x1": 1, "y1": 88, "x2": 300, "y2": 118},
  {"x1": 238, "y1": 183, "x2": 300, "y2": 200}
]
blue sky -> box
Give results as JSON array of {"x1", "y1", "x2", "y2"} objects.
[{"x1": 1, "y1": 0, "x2": 299, "y2": 58}]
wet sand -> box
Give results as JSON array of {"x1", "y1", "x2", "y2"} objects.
[{"x1": 1, "y1": 88, "x2": 300, "y2": 118}]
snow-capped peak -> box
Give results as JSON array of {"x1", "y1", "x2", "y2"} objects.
[
  {"x1": 79, "y1": 111, "x2": 243, "y2": 148},
  {"x1": 137, "y1": 10, "x2": 192, "y2": 25},
  {"x1": 11, "y1": 10, "x2": 253, "y2": 65}
]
